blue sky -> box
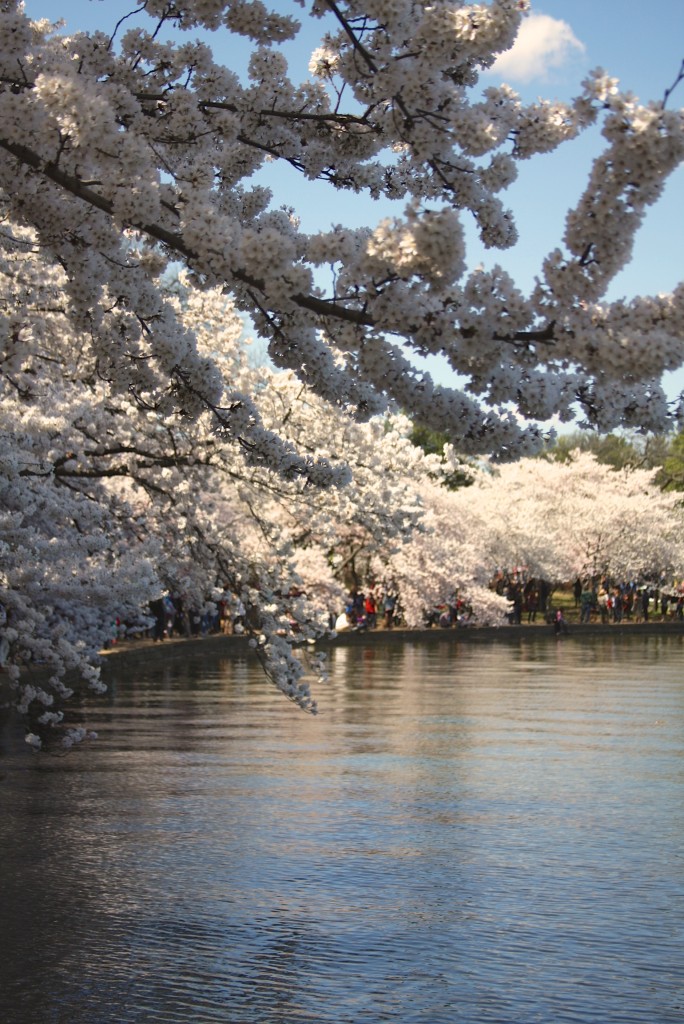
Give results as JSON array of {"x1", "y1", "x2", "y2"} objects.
[{"x1": 21, "y1": 0, "x2": 684, "y2": 404}]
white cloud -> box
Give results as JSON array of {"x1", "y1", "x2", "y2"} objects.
[{"x1": 488, "y1": 12, "x2": 586, "y2": 84}]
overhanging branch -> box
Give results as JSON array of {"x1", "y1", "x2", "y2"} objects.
[{"x1": 0, "y1": 136, "x2": 557, "y2": 344}]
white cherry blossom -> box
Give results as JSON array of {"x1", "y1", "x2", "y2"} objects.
[{"x1": 1, "y1": 0, "x2": 684, "y2": 743}]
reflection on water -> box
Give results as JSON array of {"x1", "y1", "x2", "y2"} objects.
[{"x1": 1, "y1": 636, "x2": 683, "y2": 1023}]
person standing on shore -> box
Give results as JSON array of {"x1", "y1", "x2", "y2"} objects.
[
  {"x1": 554, "y1": 608, "x2": 569, "y2": 636},
  {"x1": 580, "y1": 585, "x2": 594, "y2": 623},
  {"x1": 597, "y1": 587, "x2": 609, "y2": 623},
  {"x1": 364, "y1": 592, "x2": 377, "y2": 629},
  {"x1": 383, "y1": 591, "x2": 397, "y2": 629},
  {"x1": 640, "y1": 588, "x2": 651, "y2": 622}
]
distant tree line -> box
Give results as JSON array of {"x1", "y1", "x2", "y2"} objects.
[
  {"x1": 411, "y1": 424, "x2": 684, "y2": 493},
  {"x1": 542, "y1": 429, "x2": 684, "y2": 492}
]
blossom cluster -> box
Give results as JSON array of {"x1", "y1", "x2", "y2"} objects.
[
  {"x1": 0, "y1": 0, "x2": 683, "y2": 743},
  {"x1": 0, "y1": 0, "x2": 678, "y2": 455},
  {"x1": 2, "y1": 246, "x2": 684, "y2": 745}
]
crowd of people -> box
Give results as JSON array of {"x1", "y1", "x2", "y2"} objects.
[
  {"x1": 104, "y1": 589, "x2": 248, "y2": 647},
  {"x1": 145, "y1": 590, "x2": 247, "y2": 641},
  {"x1": 333, "y1": 586, "x2": 403, "y2": 633},
  {"x1": 325, "y1": 573, "x2": 684, "y2": 636},
  {"x1": 104, "y1": 572, "x2": 684, "y2": 649},
  {"x1": 494, "y1": 570, "x2": 684, "y2": 627},
  {"x1": 333, "y1": 585, "x2": 475, "y2": 633},
  {"x1": 573, "y1": 577, "x2": 684, "y2": 624},
  {"x1": 493, "y1": 572, "x2": 553, "y2": 624}
]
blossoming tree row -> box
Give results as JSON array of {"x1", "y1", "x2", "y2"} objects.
[
  {"x1": 3, "y1": 247, "x2": 683, "y2": 744},
  {"x1": 1, "y1": 0, "x2": 683, "y2": 743}
]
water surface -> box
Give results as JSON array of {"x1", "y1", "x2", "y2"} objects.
[{"x1": 1, "y1": 635, "x2": 683, "y2": 1023}]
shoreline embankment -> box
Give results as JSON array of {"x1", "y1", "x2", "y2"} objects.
[{"x1": 98, "y1": 619, "x2": 684, "y2": 678}]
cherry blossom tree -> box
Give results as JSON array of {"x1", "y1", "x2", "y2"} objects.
[
  {"x1": 452, "y1": 451, "x2": 684, "y2": 585},
  {"x1": 3, "y1": 242, "x2": 684, "y2": 748},
  {"x1": 0, "y1": 247, "x2": 448, "y2": 742},
  {"x1": 365, "y1": 473, "x2": 514, "y2": 628},
  {"x1": 356, "y1": 450, "x2": 684, "y2": 629},
  {"x1": 2, "y1": 0, "x2": 684, "y2": 743},
  {"x1": 0, "y1": 0, "x2": 683, "y2": 459}
]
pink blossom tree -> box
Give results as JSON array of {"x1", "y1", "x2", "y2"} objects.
[
  {"x1": 452, "y1": 451, "x2": 684, "y2": 585},
  {"x1": 1, "y1": 1, "x2": 682, "y2": 456},
  {"x1": 1, "y1": 0, "x2": 683, "y2": 743}
]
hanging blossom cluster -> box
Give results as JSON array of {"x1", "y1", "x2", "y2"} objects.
[
  {"x1": 0, "y1": 0, "x2": 679, "y2": 461},
  {"x1": 0, "y1": 0, "x2": 683, "y2": 744},
  {"x1": 0, "y1": 243, "x2": 447, "y2": 742},
  {"x1": 2, "y1": 241, "x2": 684, "y2": 746}
]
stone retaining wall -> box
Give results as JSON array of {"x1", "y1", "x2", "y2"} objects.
[{"x1": 97, "y1": 619, "x2": 684, "y2": 680}]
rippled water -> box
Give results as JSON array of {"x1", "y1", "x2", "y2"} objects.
[{"x1": 1, "y1": 635, "x2": 683, "y2": 1024}]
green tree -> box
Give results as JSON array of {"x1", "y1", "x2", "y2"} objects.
[
  {"x1": 655, "y1": 431, "x2": 684, "y2": 491},
  {"x1": 409, "y1": 424, "x2": 475, "y2": 490},
  {"x1": 545, "y1": 430, "x2": 671, "y2": 472}
]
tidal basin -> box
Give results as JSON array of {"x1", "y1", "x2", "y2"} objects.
[{"x1": 1, "y1": 634, "x2": 683, "y2": 1023}]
